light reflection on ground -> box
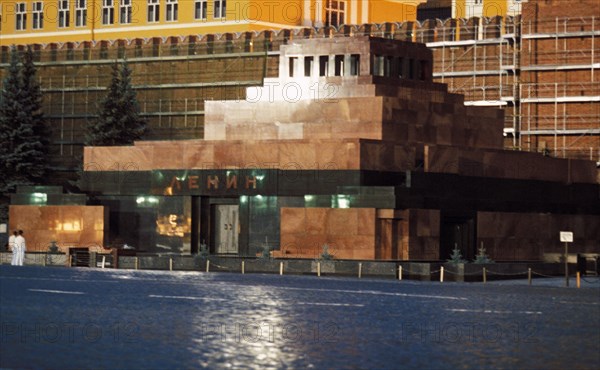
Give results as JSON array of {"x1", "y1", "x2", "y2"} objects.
[{"x1": 1, "y1": 266, "x2": 599, "y2": 369}]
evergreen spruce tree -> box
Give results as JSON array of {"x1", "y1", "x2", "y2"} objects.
[
  {"x1": 117, "y1": 60, "x2": 146, "y2": 142},
  {"x1": 447, "y1": 246, "x2": 467, "y2": 264},
  {"x1": 473, "y1": 246, "x2": 494, "y2": 264},
  {"x1": 0, "y1": 47, "x2": 22, "y2": 222},
  {"x1": 0, "y1": 46, "x2": 47, "y2": 222},
  {"x1": 14, "y1": 46, "x2": 48, "y2": 182},
  {"x1": 0, "y1": 47, "x2": 23, "y2": 175},
  {"x1": 87, "y1": 60, "x2": 146, "y2": 146},
  {"x1": 21, "y1": 46, "x2": 49, "y2": 155}
]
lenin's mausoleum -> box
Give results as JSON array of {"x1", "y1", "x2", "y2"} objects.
[{"x1": 10, "y1": 37, "x2": 600, "y2": 262}]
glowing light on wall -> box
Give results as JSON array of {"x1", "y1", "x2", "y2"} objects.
[
  {"x1": 59, "y1": 220, "x2": 82, "y2": 231},
  {"x1": 31, "y1": 193, "x2": 47, "y2": 204},
  {"x1": 136, "y1": 196, "x2": 159, "y2": 205},
  {"x1": 336, "y1": 195, "x2": 350, "y2": 209}
]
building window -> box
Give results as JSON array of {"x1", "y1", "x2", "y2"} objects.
[
  {"x1": 325, "y1": 0, "x2": 345, "y2": 28},
  {"x1": 373, "y1": 55, "x2": 384, "y2": 76},
  {"x1": 194, "y1": 0, "x2": 207, "y2": 20},
  {"x1": 147, "y1": 0, "x2": 159, "y2": 22},
  {"x1": 288, "y1": 57, "x2": 297, "y2": 77},
  {"x1": 474, "y1": 0, "x2": 483, "y2": 4},
  {"x1": 319, "y1": 55, "x2": 328, "y2": 76},
  {"x1": 334, "y1": 55, "x2": 344, "y2": 76},
  {"x1": 32, "y1": 2, "x2": 44, "y2": 30},
  {"x1": 304, "y1": 56, "x2": 314, "y2": 77},
  {"x1": 58, "y1": 0, "x2": 70, "y2": 28},
  {"x1": 103, "y1": 0, "x2": 114, "y2": 25},
  {"x1": 120, "y1": 0, "x2": 132, "y2": 24},
  {"x1": 75, "y1": 0, "x2": 86, "y2": 27},
  {"x1": 397, "y1": 57, "x2": 404, "y2": 78},
  {"x1": 16, "y1": 3, "x2": 27, "y2": 30},
  {"x1": 166, "y1": 0, "x2": 178, "y2": 21},
  {"x1": 350, "y1": 54, "x2": 360, "y2": 76},
  {"x1": 214, "y1": 0, "x2": 226, "y2": 19}
]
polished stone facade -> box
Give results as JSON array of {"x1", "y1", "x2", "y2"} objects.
[
  {"x1": 9, "y1": 205, "x2": 107, "y2": 253},
  {"x1": 79, "y1": 36, "x2": 599, "y2": 260}
]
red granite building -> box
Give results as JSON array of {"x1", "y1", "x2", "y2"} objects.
[{"x1": 74, "y1": 36, "x2": 599, "y2": 261}]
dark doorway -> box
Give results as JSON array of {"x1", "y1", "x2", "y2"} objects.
[{"x1": 440, "y1": 211, "x2": 477, "y2": 262}]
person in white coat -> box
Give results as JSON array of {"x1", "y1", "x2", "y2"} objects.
[
  {"x1": 9, "y1": 231, "x2": 17, "y2": 266},
  {"x1": 14, "y1": 230, "x2": 26, "y2": 266}
]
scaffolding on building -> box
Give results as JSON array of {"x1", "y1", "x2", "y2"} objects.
[
  {"x1": 0, "y1": 39, "x2": 271, "y2": 179},
  {"x1": 419, "y1": 18, "x2": 521, "y2": 149},
  {"x1": 418, "y1": 15, "x2": 599, "y2": 161},
  {"x1": 520, "y1": 16, "x2": 599, "y2": 160},
  {"x1": 0, "y1": 17, "x2": 598, "y2": 174}
]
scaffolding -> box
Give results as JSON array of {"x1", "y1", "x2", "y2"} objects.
[
  {"x1": 0, "y1": 16, "x2": 598, "y2": 175},
  {"x1": 520, "y1": 16, "x2": 599, "y2": 160},
  {"x1": 417, "y1": 15, "x2": 599, "y2": 161},
  {"x1": 420, "y1": 19, "x2": 521, "y2": 148},
  {"x1": 0, "y1": 39, "x2": 271, "y2": 180}
]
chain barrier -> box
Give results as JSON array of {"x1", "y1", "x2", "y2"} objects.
[
  {"x1": 281, "y1": 264, "x2": 306, "y2": 273},
  {"x1": 463, "y1": 269, "x2": 487, "y2": 276},
  {"x1": 10, "y1": 252, "x2": 598, "y2": 287},
  {"x1": 211, "y1": 264, "x2": 232, "y2": 271},
  {"x1": 487, "y1": 270, "x2": 528, "y2": 276},
  {"x1": 581, "y1": 276, "x2": 600, "y2": 284},
  {"x1": 206, "y1": 261, "x2": 232, "y2": 271},
  {"x1": 531, "y1": 270, "x2": 558, "y2": 278}
]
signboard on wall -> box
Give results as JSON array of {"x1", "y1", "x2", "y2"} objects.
[{"x1": 559, "y1": 231, "x2": 573, "y2": 243}]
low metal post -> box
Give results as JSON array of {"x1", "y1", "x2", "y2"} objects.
[
  {"x1": 317, "y1": 261, "x2": 321, "y2": 277},
  {"x1": 576, "y1": 271, "x2": 581, "y2": 288},
  {"x1": 134, "y1": 257, "x2": 139, "y2": 270},
  {"x1": 241, "y1": 260, "x2": 245, "y2": 274},
  {"x1": 280, "y1": 262, "x2": 284, "y2": 275},
  {"x1": 483, "y1": 267, "x2": 487, "y2": 284},
  {"x1": 358, "y1": 263, "x2": 362, "y2": 279},
  {"x1": 101, "y1": 255, "x2": 106, "y2": 269},
  {"x1": 440, "y1": 266, "x2": 444, "y2": 283},
  {"x1": 169, "y1": 257, "x2": 173, "y2": 271},
  {"x1": 564, "y1": 242, "x2": 569, "y2": 287},
  {"x1": 528, "y1": 268, "x2": 532, "y2": 285},
  {"x1": 206, "y1": 260, "x2": 210, "y2": 273},
  {"x1": 398, "y1": 265, "x2": 402, "y2": 281}
]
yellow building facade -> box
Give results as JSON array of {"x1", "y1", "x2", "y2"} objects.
[
  {"x1": 453, "y1": 0, "x2": 527, "y2": 18},
  {"x1": 0, "y1": 0, "x2": 422, "y2": 45},
  {"x1": 417, "y1": 0, "x2": 526, "y2": 20}
]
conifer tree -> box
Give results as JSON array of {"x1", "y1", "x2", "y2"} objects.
[
  {"x1": 0, "y1": 46, "x2": 48, "y2": 222},
  {"x1": 0, "y1": 47, "x2": 23, "y2": 176},
  {"x1": 13, "y1": 46, "x2": 48, "y2": 182},
  {"x1": 87, "y1": 60, "x2": 146, "y2": 146},
  {"x1": 447, "y1": 246, "x2": 466, "y2": 264},
  {"x1": 0, "y1": 47, "x2": 22, "y2": 222},
  {"x1": 21, "y1": 46, "x2": 49, "y2": 156},
  {"x1": 473, "y1": 246, "x2": 494, "y2": 264}
]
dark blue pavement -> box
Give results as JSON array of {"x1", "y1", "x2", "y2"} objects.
[{"x1": 1, "y1": 265, "x2": 599, "y2": 369}]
